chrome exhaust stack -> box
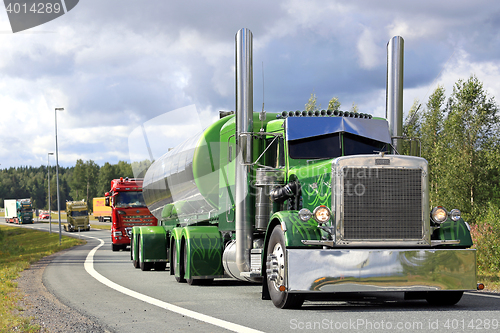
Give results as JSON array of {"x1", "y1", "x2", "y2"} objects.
[
  {"x1": 235, "y1": 28, "x2": 253, "y2": 273},
  {"x1": 386, "y1": 36, "x2": 404, "y2": 153}
]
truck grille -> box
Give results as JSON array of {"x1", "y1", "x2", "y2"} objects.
[{"x1": 342, "y1": 168, "x2": 423, "y2": 240}]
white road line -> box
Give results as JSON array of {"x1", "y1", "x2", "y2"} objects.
[
  {"x1": 465, "y1": 292, "x2": 500, "y2": 299},
  {"x1": 83, "y1": 236, "x2": 264, "y2": 333}
]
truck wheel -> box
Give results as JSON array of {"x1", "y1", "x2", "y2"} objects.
[
  {"x1": 172, "y1": 241, "x2": 186, "y2": 283},
  {"x1": 131, "y1": 236, "x2": 139, "y2": 268},
  {"x1": 183, "y1": 243, "x2": 200, "y2": 285},
  {"x1": 139, "y1": 240, "x2": 152, "y2": 271},
  {"x1": 425, "y1": 291, "x2": 463, "y2": 306},
  {"x1": 112, "y1": 243, "x2": 120, "y2": 252},
  {"x1": 266, "y1": 225, "x2": 304, "y2": 309}
]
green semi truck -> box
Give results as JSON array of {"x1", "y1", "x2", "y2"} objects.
[
  {"x1": 131, "y1": 29, "x2": 477, "y2": 308},
  {"x1": 64, "y1": 200, "x2": 90, "y2": 232}
]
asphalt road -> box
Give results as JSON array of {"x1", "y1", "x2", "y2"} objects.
[{"x1": 4, "y1": 219, "x2": 500, "y2": 333}]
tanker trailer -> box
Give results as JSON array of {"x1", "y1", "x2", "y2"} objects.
[{"x1": 133, "y1": 28, "x2": 477, "y2": 308}]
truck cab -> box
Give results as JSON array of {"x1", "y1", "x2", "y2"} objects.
[
  {"x1": 106, "y1": 177, "x2": 158, "y2": 251},
  {"x1": 65, "y1": 200, "x2": 90, "y2": 232}
]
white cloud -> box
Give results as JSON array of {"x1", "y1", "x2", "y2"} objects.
[
  {"x1": 357, "y1": 28, "x2": 384, "y2": 69},
  {"x1": 1, "y1": 0, "x2": 500, "y2": 168}
]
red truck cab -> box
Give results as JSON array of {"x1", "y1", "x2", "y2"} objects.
[{"x1": 105, "y1": 177, "x2": 157, "y2": 251}]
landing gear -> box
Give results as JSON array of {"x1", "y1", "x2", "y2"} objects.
[{"x1": 266, "y1": 225, "x2": 304, "y2": 309}]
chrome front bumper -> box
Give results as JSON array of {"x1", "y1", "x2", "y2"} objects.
[{"x1": 287, "y1": 248, "x2": 476, "y2": 293}]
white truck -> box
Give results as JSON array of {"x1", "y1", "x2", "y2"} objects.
[{"x1": 4, "y1": 199, "x2": 17, "y2": 223}]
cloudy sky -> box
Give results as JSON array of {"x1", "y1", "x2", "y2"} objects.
[{"x1": 1, "y1": 0, "x2": 500, "y2": 169}]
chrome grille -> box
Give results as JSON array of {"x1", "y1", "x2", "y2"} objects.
[{"x1": 342, "y1": 168, "x2": 423, "y2": 240}]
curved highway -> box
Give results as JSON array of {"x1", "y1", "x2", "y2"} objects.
[{"x1": 4, "y1": 220, "x2": 500, "y2": 333}]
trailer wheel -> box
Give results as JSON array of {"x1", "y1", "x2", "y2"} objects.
[
  {"x1": 139, "y1": 240, "x2": 152, "y2": 271},
  {"x1": 425, "y1": 291, "x2": 463, "y2": 306},
  {"x1": 266, "y1": 225, "x2": 304, "y2": 309},
  {"x1": 131, "y1": 236, "x2": 139, "y2": 268},
  {"x1": 172, "y1": 241, "x2": 186, "y2": 282}
]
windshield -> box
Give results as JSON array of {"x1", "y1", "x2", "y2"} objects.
[
  {"x1": 71, "y1": 210, "x2": 88, "y2": 217},
  {"x1": 115, "y1": 191, "x2": 146, "y2": 208},
  {"x1": 289, "y1": 133, "x2": 388, "y2": 159}
]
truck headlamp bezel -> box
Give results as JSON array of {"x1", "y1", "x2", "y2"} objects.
[
  {"x1": 431, "y1": 206, "x2": 448, "y2": 224},
  {"x1": 313, "y1": 205, "x2": 331, "y2": 224},
  {"x1": 450, "y1": 209, "x2": 461, "y2": 222},
  {"x1": 298, "y1": 208, "x2": 312, "y2": 222}
]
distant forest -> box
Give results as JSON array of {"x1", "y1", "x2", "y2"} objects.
[{"x1": 0, "y1": 160, "x2": 136, "y2": 211}]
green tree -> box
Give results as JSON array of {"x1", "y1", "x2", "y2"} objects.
[
  {"x1": 305, "y1": 93, "x2": 320, "y2": 112},
  {"x1": 350, "y1": 102, "x2": 359, "y2": 113},
  {"x1": 420, "y1": 86, "x2": 446, "y2": 207},
  {"x1": 441, "y1": 75, "x2": 500, "y2": 221},
  {"x1": 328, "y1": 97, "x2": 341, "y2": 111},
  {"x1": 70, "y1": 159, "x2": 87, "y2": 201},
  {"x1": 401, "y1": 99, "x2": 421, "y2": 156}
]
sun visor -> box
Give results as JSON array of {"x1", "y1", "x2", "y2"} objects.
[{"x1": 286, "y1": 117, "x2": 391, "y2": 144}]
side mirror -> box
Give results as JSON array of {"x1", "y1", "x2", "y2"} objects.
[{"x1": 105, "y1": 197, "x2": 110, "y2": 207}]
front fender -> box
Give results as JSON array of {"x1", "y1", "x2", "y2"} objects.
[
  {"x1": 433, "y1": 218, "x2": 473, "y2": 248},
  {"x1": 265, "y1": 211, "x2": 322, "y2": 248}
]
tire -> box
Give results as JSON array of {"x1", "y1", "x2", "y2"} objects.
[
  {"x1": 425, "y1": 291, "x2": 463, "y2": 306},
  {"x1": 266, "y1": 225, "x2": 304, "y2": 309},
  {"x1": 139, "y1": 240, "x2": 152, "y2": 271},
  {"x1": 112, "y1": 243, "x2": 120, "y2": 252},
  {"x1": 172, "y1": 241, "x2": 185, "y2": 282},
  {"x1": 131, "y1": 236, "x2": 139, "y2": 268}
]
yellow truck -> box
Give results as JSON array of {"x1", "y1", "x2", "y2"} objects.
[
  {"x1": 65, "y1": 200, "x2": 90, "y2": 231},
  {"x1": 93, "y1": 197, "x2": 112, "y2": 222}
]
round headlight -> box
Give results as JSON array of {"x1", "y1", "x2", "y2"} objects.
[
  {"x1": 313, "y1": 205, "x2": 331, "y2": 224},
  {"x1": 450, "y1": 209, "x2": 461, "y2": 222},
  {"x1": 298, "y1": 208, "x2": 312, "y2": 222},
  {"x1": 431, "y1": 206, "x2": 448, "y2": 224}
]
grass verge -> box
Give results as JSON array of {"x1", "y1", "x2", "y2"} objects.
[
  {"x1": 0, "y1": 225, "x2": 85, "y2": 332},
  {"x1": 477, "y1": 271, "x2": 500, "y2": 292}
]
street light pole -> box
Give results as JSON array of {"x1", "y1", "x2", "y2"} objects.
[
  {"x1": 48, "y1": 152, "x2": 54, "y2": 234},
  {"x1": 55, "y1": 107, "x2": 64, "y2": 245}
]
